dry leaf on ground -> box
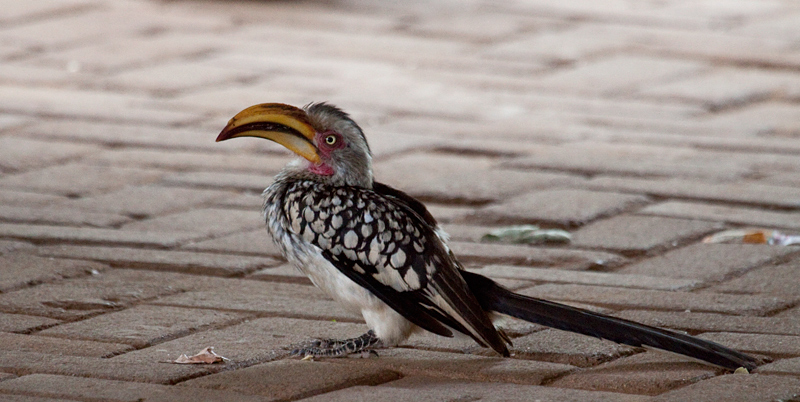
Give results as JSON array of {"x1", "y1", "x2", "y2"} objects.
[{"x1": 172, "y1": 347, "x2": 228, "y2": 364}]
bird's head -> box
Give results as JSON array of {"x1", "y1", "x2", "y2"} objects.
[{"x1": 216, "y1": 102, "x2": 373, "y2": 188}]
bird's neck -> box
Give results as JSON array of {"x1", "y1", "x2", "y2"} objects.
[{"x1": 275, "y1": 161, "x2": 374, "y2": 190}]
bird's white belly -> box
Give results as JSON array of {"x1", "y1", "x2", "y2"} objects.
[{"x1": 280, "y1": 232, "x2": 417, "y2": 346}]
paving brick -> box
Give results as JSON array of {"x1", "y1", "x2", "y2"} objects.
[
  {"x1": 548, "y1": 352, "x2": 717, "y2": 395},
  {"x1": 629, "y1": 26, "x2": 796, "y2": 67},
  {"x1": 0, "y1": 269, "x2": 202, "y2": 320},
  {"x1": 702, "y1": 102, "x2": 800, "y2": 138},
  {"x1": 364, "y1": 127, "x2": 448, "y2": 159},
  {"x1": 711, "y1": 260, "x2": 800, "y2": 296},
  {"x1": 101, "y1": 61, "x2": 257, "y2": 96},
  {"x1": 518, "y1": 284, "x2": 792, "y2": 316},
  {"x1": 247, "y1": 264, "x2": 311, "y2": 285},
  {"x1": 331, "y1": 348, "x2": 575, "y2": 384},
  {"x1": 448, "y1": 241, "x2": 626, "y2": 270},
  {"x1": 640, "y1": 67, "x2": 800, "y2": 107},
  {"x1": 735, "y1": 12, "x2": 800, "y2": 42},
  {"x1": 0, "y1": 252, "x2": 106, "y2": 293},
  {"x1": 409, "y1": 12, "x2": 549, "y2": 44},
  {"x1": 0, "y1": 205, "x2": 131, "y2": 228},
  {"x1": 375, "y1": 152, "x2": 582, "y2": 203},
  {"x1": 470, "y1": 265, "x2": 699, "y2": 291},
  {"x1": 372, "y1": 115, "x2": 522, "y2": 145},
  {"x1": 604, "y1": 126, "x2": 800, "y2": 155},
  {"x1": 374, "y1": 153, "x2": 486, "y2": 190},
  {"x1": 213, "y1": 192, "x2": 265, "y2": 210},
  {"x1": 0, "y1": 85, "x2": 197, "y2": 126},
  {"x1": 0, "y1": 137, "x2": 99, "y2": 173},
  {"x1": 121, "y1": 207, "x2": 262, "y2": 238},
  {"x1": 0, "y1": 163, "x2": 164, "y2": 197},
  {"x1": 179, "y1": 359, "x2": 400, "y2": 400},
  {"x1": 535, "y1": 55, "x2": 707, "y2": 95},
  {"x1": 0, "y1": 312, "x2": 59, "y2": 334},
  {"x1": 32, "y1": 31, "x2": 223, "y2": 73},
  {"x1": 23, "y1": 120, "x2": 256, "y2": 152},
  {"x1": 110, "y1": 317, "x2": 367, "y2": 368},
  {"x1": 37, "y1": 245, "x2": 279, "y2": 277},
  {"x1": 765, "y1": 171, "x2": 800, "y2": 187},
  {"x1": 777, "y1": 303, "x2": 800, "y2": 320},
  {"x1": 413, "y1": 167, "x2": 581, "y2": 204},
  {"x1": 422, "y1": 204, "x2": 475, "y2": 223},
  {"x1": 586, "y1": 176, "x2": 800, "y2": 209},
  {"x1": 39, "y1": 305, "x2": 249, "y2": 348},
  {"x1": 205, "y1": 2, "x2": 395, "y2": 35},
  {"x1": 0, "y1": 332, "x2": 132, "y2": 358},
  {"x1": 182, "y1": 229, "x2": 282, "y2": 258},
  {"x1": 699, "y1": 332, "x2": 800, "y2": 357},
  {"x1": 0, "y1": 190, "x2": 65, "y2": 208},
  {"x1": 505, "y1": 142, "x2": 763, "y2": 180},
  {"x1": 0, "y1": 223, "x2": 197, "y2": 248},
  {"x1": 650, "y1": 373, "x2": 800, "y2": 402},
  {"x1": 301, "y1": 375, "x2": 648, "y2": 402},
  {"x1": 758, "y1": 357, "x2": 800, "y2": 376},
  {"x1": 509, "y1": 329, "x2": 635, "y2": 367},
  {"x1": 640, "y1": 200, "x2": 800, "y2": 230},
  {"x1": 614, "y1": 310, "x2": 800, "y2": 337},
  {"x1": 0, "y1": 374, "x2": 267, "y2": 402},
  {"x1": 2, "y1": 7, "x2": 152, "y2": 49},
  {"x1": 618, "y1": 244, "x2": 798, "y2": 282},
  {"x1": 484, "y1": 23, "x2": 628, "y2": 64},
  {"x1": 0, "y1": 61, "x2": 89, "y2": 88},
  {"x1": 571, "y1": 215, "x2": 721, "y2": 253},
  {"x1": 164, "y1": 84, "x2": 311, "y2": 123},
  {"x1": 401, "y1": 318, "x2": 546, "y2": 354},
  {"x1": 88, "y1": 148, "x2": 288, "y2": 175},
  {"x1": 0, "y1": 0, "x2": 96, "y2": 23},
  {"x1": 150, "y1": 279, "x2": 362, "y2": 322},
  {"x1": 1, "y1": 391, "x2": 81, "y2": 402},
  {"x1": 60, "y1": 185, "x2": 236, "y2": 218},
  {"x1": 0, "y1": 240, "x2": 33, "y2": 255},
  {"x1": 472, "y1": 189, "x2": 650, "y2": 227},
  {"x1": 0, "y1": 350, "x2": 216, "y2": 385},
  {"x1": 162, "y1": 171, "x2": 272, "y2": 192}
]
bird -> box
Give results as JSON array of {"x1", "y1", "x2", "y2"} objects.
[{"x1": 216, "y1": 102, "x2": 758, "y2": 371}]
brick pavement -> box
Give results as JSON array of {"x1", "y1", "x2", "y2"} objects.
[{"x1": 1, "y1": 0, "x2": 799, "y2": 400}]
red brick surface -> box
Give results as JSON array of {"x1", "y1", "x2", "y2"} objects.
[{"x1": 1, "y1": 0, "x2": 799, "y2": 400}]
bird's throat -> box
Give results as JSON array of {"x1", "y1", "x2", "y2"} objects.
[{"x1": 308, "y1": 163, "x2": 335, "y2": 176}]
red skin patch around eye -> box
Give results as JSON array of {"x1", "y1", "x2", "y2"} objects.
[{"x1": 309, "y1": 131, "x2": 343, "y2": 176}]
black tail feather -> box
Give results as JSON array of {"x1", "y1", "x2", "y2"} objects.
[{"x1": 462, "y1": 271, "x2": 757, "y2": 371}]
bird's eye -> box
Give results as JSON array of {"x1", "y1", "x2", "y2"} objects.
[{"x1": 325, "y1": 135, "x2": 337, "y2": 146}]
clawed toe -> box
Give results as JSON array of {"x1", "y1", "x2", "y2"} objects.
[{"x1": 288, "y1": 330, "x2": 383, "y2": 358}]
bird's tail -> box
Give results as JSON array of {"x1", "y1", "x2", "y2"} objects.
[{"x1": 461, "y1": 271, "x2": 757, "y2": 371}]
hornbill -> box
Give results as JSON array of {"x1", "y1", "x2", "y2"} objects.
[{"x1": 216, "y1": 102, "x2": 757, "y2": 371}]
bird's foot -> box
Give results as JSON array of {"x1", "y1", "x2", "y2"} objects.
[{"x1": 290, "y1": 330, "x2": 383, "y2": 358}]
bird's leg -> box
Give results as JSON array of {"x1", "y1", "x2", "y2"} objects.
[{"x1": 290, "y1": 330, "x2": 383, "y2": 358}]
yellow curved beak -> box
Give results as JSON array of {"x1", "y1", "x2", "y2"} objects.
[{"x1": 216, "y1": 103, "x2": 320, "y2": 164}]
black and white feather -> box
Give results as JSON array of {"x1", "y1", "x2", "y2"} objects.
[{"x1": 264, "y1": 175, "x2": 509, "y2": 354}]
